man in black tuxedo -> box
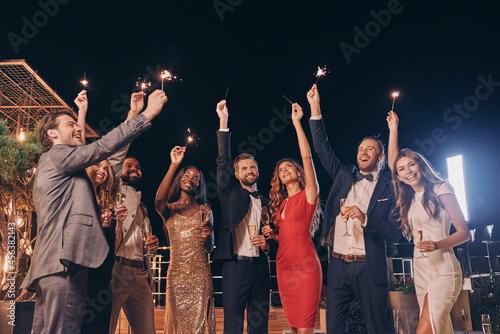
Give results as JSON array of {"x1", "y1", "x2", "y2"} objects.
[
  {"x1": 307, "y1": 85, "x2": 401, "y2": 334},
  {"x1": 214, "y1": 100, "x2": 272, "y2": 334}
]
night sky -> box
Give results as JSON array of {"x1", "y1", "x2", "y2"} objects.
[{"x1": 1, "y1": 0, "x2": 499, "y2": 245}]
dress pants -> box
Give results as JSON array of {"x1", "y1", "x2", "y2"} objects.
[
  {"x1": 32, "y1": 264, "x2": 88, "y2": 334},
  {"x1": 327, "y1": 257, "x2": 390, "y2": 334},
  {"x1": 222, "y1": 259, "x2": 269, "y2": 334},
  {"x1": 109, "y1": 262, "x2": 155, "y2": 334}
]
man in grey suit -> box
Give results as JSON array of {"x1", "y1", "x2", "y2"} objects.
[{"x1": 20, "y1": 89, "x2": 167, "y2": 334}]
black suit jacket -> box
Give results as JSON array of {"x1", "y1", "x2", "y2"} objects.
[
  {"x1": 214, "y1": 130, "x2": 274, "y2": 260},
  {"x1": 309, "y1": 118, "x2": 401, "y2": 285}
]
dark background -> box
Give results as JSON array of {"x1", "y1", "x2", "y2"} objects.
[{"x1": 1, "y1": 0, "x2": 499, "y2": 245}]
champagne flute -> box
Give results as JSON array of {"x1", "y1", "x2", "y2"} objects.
[
  {"x1": 248, "y1": 224, "x2": 257, "y2": 250},
  {"x1": 142, "y1": 219, "x2": 154, "y2": 257},
  {"x1": 116, "y1": 182, "x2": 127, "y2": 206},
  {"x1": 461, "y1": 308, "x2": 469, "y2": 334},
  {"x1": 410, "y1": 217, "x2": 427, "y2": 259},
  {"x1": 261, "y1": 206, "x2": 272, "y2": 239},
  {"x1": 482, "y1": 314, "x2": 491, "y2": 334},
  {"x1": 340, "y1": 198, "x2": 351, "y2": 236},
  {"x1": 200, "y1": 203, "x2": 211, "y2": 237}
]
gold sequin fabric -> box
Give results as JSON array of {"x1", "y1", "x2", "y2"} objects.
[{"x1": 164, "y1": 211, "x2": 215, "y2": 334}]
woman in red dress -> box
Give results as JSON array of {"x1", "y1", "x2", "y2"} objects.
[{"x1": 263, "y1": 102, "x2": 322, "y2": 334}]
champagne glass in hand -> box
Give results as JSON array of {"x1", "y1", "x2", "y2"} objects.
[
  {"x1": 261, "y1": 206, "x2": 272, "y2": 239},
  {"x1": 248, "y1": 224, "x2": 257, "y2": 250},
  {"x1": 200, "y1": 203, "x2": 211, "y2": 237},
  {"x1": 116, "y1": 182, "x2": 127, "y2": 206},
  {"x1": 481, "y1": 314, "x2": 491, "y2": 334},
  {"x1": 411, "y1": 218, "x2": 427, "y2": 259},
  {"x1": 142, "y1": 219, "x2": 154, "y2": 257},
  {"x1": 340, "y1": 198, "x2": 351, "y2": 236}
]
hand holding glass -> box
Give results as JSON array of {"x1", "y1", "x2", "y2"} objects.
[
  {"x1": 261, "y1": 206, "x2": 272, "y2": 239},
  {"x1": 340, "y1": 198, "x2": 351, "y2": 236},
  {"x1": 248, "y1": 224, "x2": 257, "y2": 250},
  {"x1": 142, "y1": 220, "x2": 154, "y2": 257},
  {"x1": 200, "y1": 203, "x2": 211, "y2": 238},
  {"x1": 411, "y1": 218, "x2": 427, "y2": 259}
]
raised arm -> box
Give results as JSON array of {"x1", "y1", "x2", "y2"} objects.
[
  {"x1": 292, "y1": 103, "x2": 319, "y2": 204},
  {"x1": 386, "y1": 111, "x2": 399, "y2": 172},
  {"x1": 307, "y1": 84, "x2": 343, "y2": 181},
  {"x1": 109, "y1": 92, "x2": 146, "y2": 187},
  {"x1": 216, "y1": 100, "x2": 236, "y2": 195},
  {"x1": 75, "y1": 90, "x2": 88, "y2": 146},
  {"x1": 155, "y1": 146, "x2": 185, "y2": 220},
  {"x1": 54, "y1": 90, "x2": 167, "y2": 174}
]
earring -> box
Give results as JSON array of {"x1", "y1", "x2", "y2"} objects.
[{"x1": 298, "y1": 175, "x2": 301, "y2": 183}]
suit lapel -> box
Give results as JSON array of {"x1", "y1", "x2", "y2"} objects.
[{"x1": 367, "y1": 176, "x2": 389, "y2": 214}]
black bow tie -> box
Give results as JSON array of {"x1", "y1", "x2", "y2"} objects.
[
  {"x1": 355, "y1": 171, "x2": 374, "y2": 182},
  {"x1": 247, "y1": 190, "x2": 260, "y2": 198}
]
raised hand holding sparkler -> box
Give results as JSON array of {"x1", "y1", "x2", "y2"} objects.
[
  {"x1": 216, "y1": 100, "x2": 228, "y2": 130},
  {"x1": 80, "y1": 73, "x2": 88, "y2": 90},
  {"x1": 314, "y1": 65, "x2": 328, "y2": 85},
  {"x1": 391, "y1": 91, "x2": 400, "y2": 111}
]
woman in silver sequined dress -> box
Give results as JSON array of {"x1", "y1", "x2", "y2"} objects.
[{"x1": 155, "y1": 146, "x2": 215, "y2": 334}]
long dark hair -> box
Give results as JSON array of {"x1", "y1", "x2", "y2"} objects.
[
  {"x1": 167, "y1": 166, "x2": 207, "y2": 204},
  {"x1": 268, "y1": 158, "x2": 320, "y2": 236},
  {"x1": 392, "y1": 149, "x2": 445, "y2": 239}
]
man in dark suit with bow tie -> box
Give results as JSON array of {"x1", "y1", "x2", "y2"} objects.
[
  {"x1": 214, "y1": 100, "x2": 272, "y2": 334},
  {"x1": 306, "y1": 85, "x2": 401, "y2": 334}
]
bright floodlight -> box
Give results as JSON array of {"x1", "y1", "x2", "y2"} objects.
[{"x1": 446, "y1": 155, "x2": 469, "y2": 221}]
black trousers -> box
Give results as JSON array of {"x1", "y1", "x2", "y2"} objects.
[
  {"x1": 326, "y1": 257, "x2": 390, "y2": 334},
  {"x1": 222, "y1": 259, "x2": 270, "y2": 334}
]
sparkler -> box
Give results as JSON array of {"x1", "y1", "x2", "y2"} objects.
[
  {"x1": 160, "y1": 70, "x2": 178, "y2": 91},
  {"x1": 391, "y1": 91, "x2": 400, "y2": 111},
  {"x1": 136, "y1": 78, "x2": 151, "y2": 93},
  {"x1": 282, "y1": 94, "x2": 293, "y2": 105},
  {"x1": 80, "y1": 73, "x2": 88, "y2": 90},
  {"x1": 314, "y1": 65, "x2": 328, "y2": 85},
  {"x1": 184, "y1": 128, "x2": 196, "y2": 148},
  {"x1": 224, "y1": 86, "x2": 229, "y2": 100}
]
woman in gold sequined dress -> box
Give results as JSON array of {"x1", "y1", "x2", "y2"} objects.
[{"x1": 155, "y1": 146, "x2": 215, "y2": 334}]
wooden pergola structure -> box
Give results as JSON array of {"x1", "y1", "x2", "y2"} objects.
[{"x1": 0, "y1": 59, "x2": 98, "y2": 139}]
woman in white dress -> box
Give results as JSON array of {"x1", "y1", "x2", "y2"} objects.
[{"x1": 387, "y1": 111, "x2": 470, "y2": 334}]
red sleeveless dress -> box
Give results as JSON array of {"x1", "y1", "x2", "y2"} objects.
[{"x1": 276, "y1": 189, "x2": 322, "y2": 328}]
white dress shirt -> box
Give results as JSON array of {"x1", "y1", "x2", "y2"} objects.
[
  {"x1": 333, "y1": 172, "x2": 379, "y2": 255},
  {"x1": 233, "y1": 195, "x2": 261, "y2": 257},
  {"x1": 116, "y1": 185, "x2": 145, "y2": 261}
]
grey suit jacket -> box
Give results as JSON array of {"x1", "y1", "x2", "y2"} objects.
[{"x1": 21, "y1": 114, "x2": 152, "y2": 290}]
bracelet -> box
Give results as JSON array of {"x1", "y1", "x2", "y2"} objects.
[{"x1": 433, "y1": 241, "x2": 438, "y2": 250}]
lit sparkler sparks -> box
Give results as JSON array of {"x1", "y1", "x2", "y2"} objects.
[
  {"x1": 80, "y1": 73, "x2": 88, "y2": 90},
  {"x1": 160, "y1": 70, "x2": 178, "y2": 91},
  {"x1": 136, "y1": 78, "x2": 151, "y2": 92},
  {"x1": 391, "y1": 91, "x2": 400, "y2": 111},
  {"x1": 314, "y1": 65, "x2": 328, "y2": 85},
  {"x1": 184, "y1": 128, "x2": 196, "y2": 148}
]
